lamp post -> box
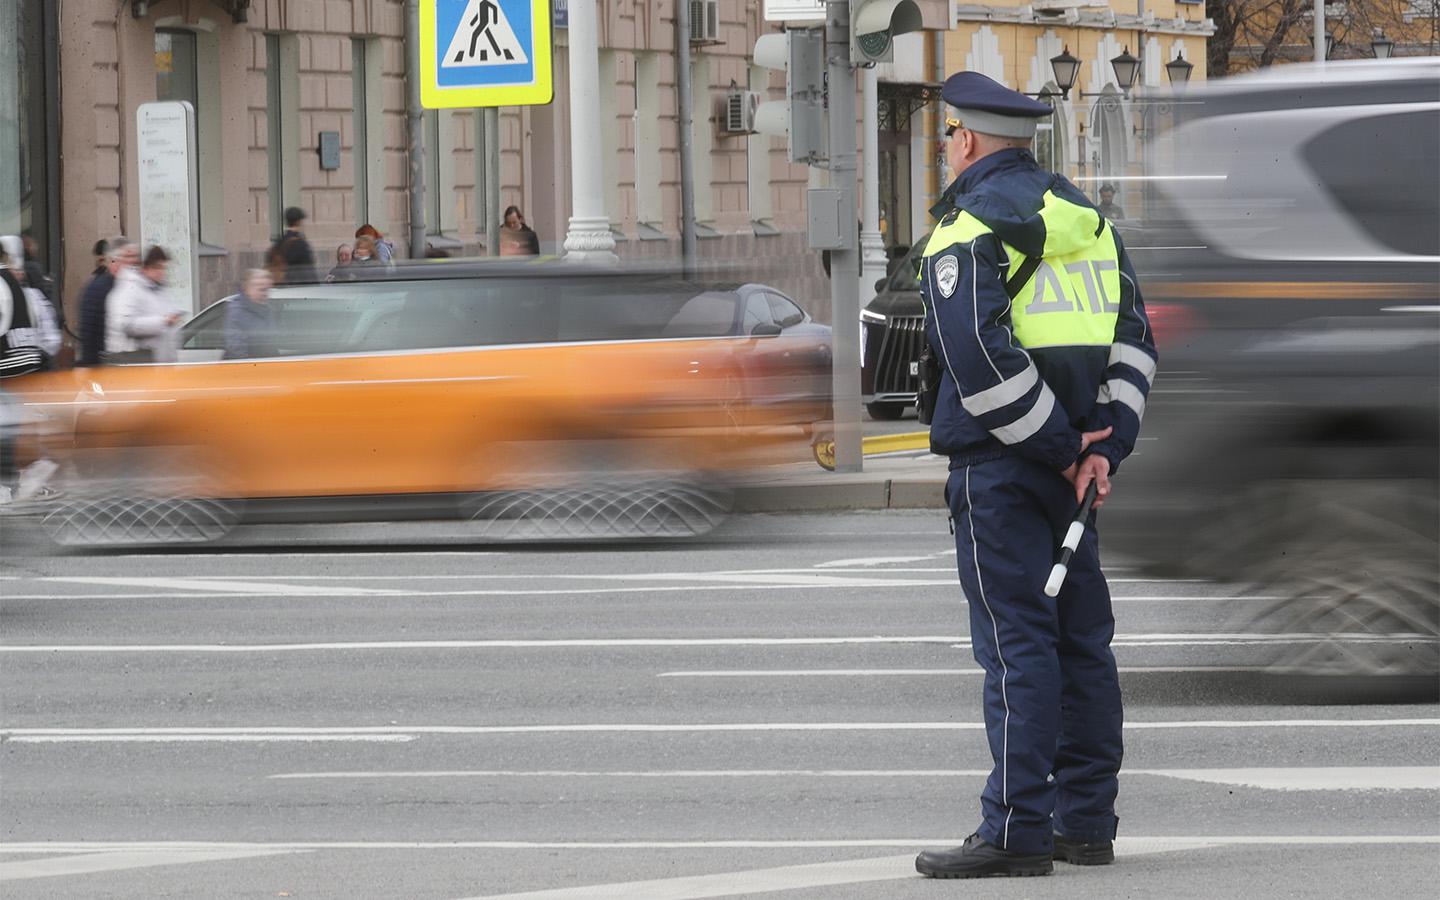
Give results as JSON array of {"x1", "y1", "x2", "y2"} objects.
[
  {"x1": 1372, "y1": 31, "x2": 1396, "y2": 59},
  {"x1": 1165, "y1": 51, "x2": 1194, "y2": 89},
  {"x1": 1110, "y1": 47, "x2": 1141, "y2": 99},
  {"x1": 1050, "y1": 46, "x2": 1081, "y2": 100}
]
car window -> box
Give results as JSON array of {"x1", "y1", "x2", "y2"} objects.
[
  {"x1": 180, "y1": 301, "x2": 229, "y2": 350},
  {"x1": 883, "y1": 234, "x2": 930, "y2": 293},
  {"x1": 765, "y1": 292, "x2": 805, "y2": 329},
  {"x1": 743, "y1": 294, "x2": 771, "y2": 333},
  {"x1": 662, "y1": 292, "x2": 740, "y2": 338},
  {"x1": 1301, "y1": 109, "x2": 1439, "y2": 258}
]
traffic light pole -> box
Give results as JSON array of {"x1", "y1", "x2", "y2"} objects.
[{"x1": 826, "y1": 0, "x2": 863, "y2": 473}]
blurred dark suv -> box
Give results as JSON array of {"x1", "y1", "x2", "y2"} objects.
[{"x1": 859, "y1": 239, "x2": 929, "y2": 420}]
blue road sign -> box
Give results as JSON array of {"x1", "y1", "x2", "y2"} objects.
[{"x1": 420, "y1": 0, "x2": 553, "y2": 108}]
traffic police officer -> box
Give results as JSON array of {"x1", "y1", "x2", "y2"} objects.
[{"x1": 913, "y1": 72, "x2": 1157, "y2": 879}]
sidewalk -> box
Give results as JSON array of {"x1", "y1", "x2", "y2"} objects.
[{"x1": 734, "y1": 445, "x2": 948, "y2": 513}]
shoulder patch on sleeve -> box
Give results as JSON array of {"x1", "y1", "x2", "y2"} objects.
[{"x1": 934, "y1": 253, "x2": 960, "y2": 299}]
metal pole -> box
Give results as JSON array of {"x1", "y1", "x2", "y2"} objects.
[
  {"x1": 404, "y1": 0, "x2": 427, "y2": 259},
  {"x1": 676, "y1": 0, "x2": 697, "y2": 270},
  {"x1": 484, "y1": 107, "x2": 500, "y2": 256},
  {"x1": 1314, "y1": 0, "x2": 1326, "y2": 65},
  {"x1": 859, "y1": 66, "x2": 886, "y2": 307},
  {"x1": 827, "y1": 1, "x2": 862, "y2": 473}
]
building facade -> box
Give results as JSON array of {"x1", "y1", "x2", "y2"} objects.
[{"x1": 5, "y1": 0, "x2": 1214, "y2": 330}]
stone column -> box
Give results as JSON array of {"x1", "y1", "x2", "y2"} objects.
[
  {"x1": 859, "y1": 66, "x2": 887, "y2": 306},
  {"x1": 562, "y1": 0, "x2": 616, "y2": 261}
]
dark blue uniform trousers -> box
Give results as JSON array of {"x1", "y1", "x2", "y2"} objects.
[{"x1": 946, "y1": 456, "x2": 1124, "y2": 855}]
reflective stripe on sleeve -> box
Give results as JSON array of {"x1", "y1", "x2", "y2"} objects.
[
  {"x1": 992, "y1": 382, "x2": 1058, "y2": 445},
  {"x1": 1097, "y1": 378, "x2": 1146, "y2": 419},
  {"x1": 960, "y1": 364, "x2": 1040, "y2": 417},
  {"x1": 1108, "y1": 342, "x2": 1157, "y2": 385}
]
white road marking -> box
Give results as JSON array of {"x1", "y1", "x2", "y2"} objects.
[
  {"x1": 0, "y1": 632, "x2": 1414, "y2": 654},
  {"x1": 5, "y1": 720, "x2": 1436, "y2": 743},
  {"x1": 0, "y1": 848, "x2": 301, "y2": 882},
  {"x1": 9, "y1": 735, "x2": 413, "y2": 744},
  {"x1": 813, "y1": 556, "x2": 942, "y2": 568},
  {"x1": 3, "y1": 836, "x2": 1437, "y2": 855},
  {"x1": 265, "y1": 767, "x2": 1440, "y2": 790},
  {"x1": 46, "y1": 577, "x2": 399, "y2": 596},
  {"x1": 462, "y1": 836, "x2": 1440, "y2": 899},
  {"x1": 657, "y1": 666, "x2": 1273, "y2": 677}
]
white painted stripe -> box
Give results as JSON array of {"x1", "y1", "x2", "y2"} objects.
[
  {"x1": 266, "y1": 767, "x2": 1440, "y2": 791},
  {"x1": 47, "y1": 577, "x2": 399, "y2": 596},
  {"x1": 656, "y1": 666, "x2": 1277, "y2": 677},
  {"x1": 0, "y1": 631, "x2": 1421, "y2": 654},
  {"x1": 8, "y1": 735, "x2": 413, "y2": 744},
  {"x1": 3, "y1": 720, "x2": 1436, "y2": 740},
  {"x1": 467, "y1": 854, "x2": 922, "y2": 900},
  {"x1": 3, "y1": 836, "x2": 1437, "y2": 854},
  {"x1": 960, "y1": 364, "x2": 1039, "y2": 416},
  {"x1": 0, "y1": 848, "x2": 301, "y2": 883}
]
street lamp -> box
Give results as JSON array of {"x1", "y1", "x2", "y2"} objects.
[
  {"x1": 1165, "y1": 50, "x2": 1194, "y2": 88},
  {"x1": 1110, "y1": 47, "x2": 1141, "y2": 99},
  {"x1": 1372, "y1": 30, "x2": 1396, "y2": 59},
  {"x1": 1050, "y1": 46, "x2": 1081, "y2": 101}
]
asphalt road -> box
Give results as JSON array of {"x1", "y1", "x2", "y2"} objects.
[{"x1": 2, "y1": 511, "x2": 1437, "y2": 899}]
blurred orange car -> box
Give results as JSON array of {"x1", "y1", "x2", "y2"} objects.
[{"x1": 9, "y1": 265, "x2": 833, "y2": 543}]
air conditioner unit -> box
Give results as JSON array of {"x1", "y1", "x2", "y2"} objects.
[
  {"x1": 690, "y1": 0, "x2": 720, "y2": 44},
  {"x1": 725, "y1": 89, "x2": 760, "y2": 133}
]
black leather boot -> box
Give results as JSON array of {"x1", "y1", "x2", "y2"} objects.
[
  {"x1": 915, "y1": 833, "x2": 1054, "y2": 879},
  {"x1": 1052, "y1": 832, "x2": 1115, "y2": 865}
]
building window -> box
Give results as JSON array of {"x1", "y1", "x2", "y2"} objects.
[
  {"x1": 0, "y1": 0, "x2": 58, "y2": 270},
  {"x1": 1035, "y1": 84, "x2": 1068, "y2": 176},
  {"x1": 424, "y1": 109, "x2": 458, "y2": 241},
  {"x1": 265, "y1": 33, "x2": 300, "y2": 239},
  {"x1": 633, "y1": 53, "x2": 662, "y2": 236},
  {"x1": 746, "y1": 65, "x2": 775, "y2": 233},
  {"x1": 157, "y1": 28, "x2": 224, "y2": 247},
  {"x1": 690, "y1": 58, "x2": 714, "y2": 230}
]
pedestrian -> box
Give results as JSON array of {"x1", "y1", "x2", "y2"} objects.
[
  {"x1": 223, "y1": 269, "x2": 277, "y2": 360},
  {"x1": 267, "y1": 207, "x2": 317, "y2": 284},
  {"x1": 91, "y1": 239, "x2": 110, "y2": 277},
  {"x1": 78, "y1": 237, "x2": 138, "y2": 366},
  {"x1": 355, "y1": 224, "x2": 394, "y2": 265},
  {"x1": 0, "y1": 237, "x2": 61, "y2": 363},
  {"x1": 500, "y1": 206, "x2": 539, "y2": 256},
  {"x1": 106, "y1": 245, "x2": 185, "y2": 363},
  {"x1": 351, "y1": 235, "x2": 383, "y2": 270},
  {"x1": 1098, "y1": 184, "x2": 1125, "y2": 221},
  {"x1": 0, "y1": 240, "x2": 51, "y2": 501},
  {"x1": 327, "y1": 243, "x2": 355, "y2": 282},
  {"x1": 911, "y1": 72, "x2": 1157, "y2": 880}
]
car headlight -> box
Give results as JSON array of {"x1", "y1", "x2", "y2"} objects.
[{"x1": 860, "y1": 309, "x2": 887, "y2": 324}]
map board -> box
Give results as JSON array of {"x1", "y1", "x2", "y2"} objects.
[
  {"x1": 420, "y1": 0, "x2": 553, "y2": 108},
  {"x1": 137, "y1": 101, "x2": 200, "y2": 314}
]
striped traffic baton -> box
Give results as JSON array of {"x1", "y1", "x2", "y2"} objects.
[{"x1": 1044, "y1": 481, "x2": 1099, "y2": 598}]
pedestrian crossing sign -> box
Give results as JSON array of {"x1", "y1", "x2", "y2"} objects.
[{"x1": 420, "y1": 0, "x2": 553, "y2": 108}]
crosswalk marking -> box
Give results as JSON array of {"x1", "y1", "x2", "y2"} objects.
[{"x1": 0, "y1": 848, "x2": 299, "y2": 882}]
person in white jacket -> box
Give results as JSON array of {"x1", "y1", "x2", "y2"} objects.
[{"x1": 106, "y1": 245, "x2": 184, "y2": 363}]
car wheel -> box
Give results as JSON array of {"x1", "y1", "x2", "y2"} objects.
[
  {"x1": 866, "y1": 402, "x2": 907, "y2": 421},
  {"x1": 1214, "y1": 479, "x2": 1439, "y2": 696},
  {"x1": 465, "y1": 475, "x2": 732, "y2": 541}
]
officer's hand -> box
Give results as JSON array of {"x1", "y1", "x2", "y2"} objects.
[
  {"x1": 1061, "y1": 427, "x2": 1112, "y2": 484},
  {"x1": 1073, "y1": 453, "x2": 1112, "y2": 508}
]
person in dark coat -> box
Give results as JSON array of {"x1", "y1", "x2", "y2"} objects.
[
  {"x1": 78, "y1": 237, "x2": 139, "y2": 367},
  {"x1": 223, "y1": 269, "x2": 277, "y2": 360},
  {"x1": 268, "y1": 207, "x2": 317, "y2": 284}
]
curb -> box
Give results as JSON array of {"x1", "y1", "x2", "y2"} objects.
[{"x1": 734, "y1": 477, "x2": 947, "y2": 513}]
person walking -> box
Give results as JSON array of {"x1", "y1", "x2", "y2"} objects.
[
  {"x1": 78, "y1": 237, "x2": 139, "y2": 366},
  {"x1": 911, "y1": 72, "x2": 1157, "y2": 880},
  {"x1": 105, "y1": 245, "x2": 185, "y2": 363},
  {"x1": 268, "y1": 207, "x2": 317, "y2": 284},
  {"x1": 223, "y1": 269, "x2": 277, "y2": 360}
]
